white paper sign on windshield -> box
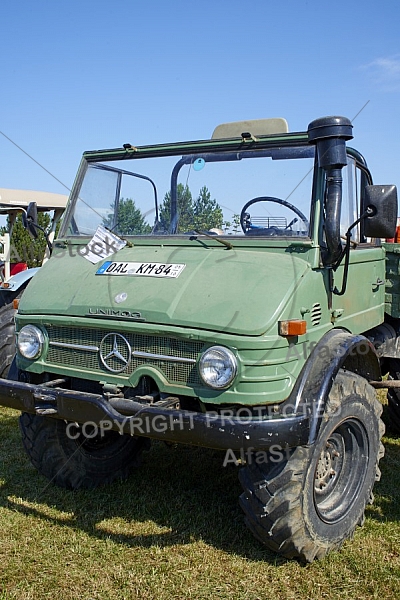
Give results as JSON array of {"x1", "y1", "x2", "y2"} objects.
[{"x1": 81, "y1": 225, "x2": 127, "y2": 264}]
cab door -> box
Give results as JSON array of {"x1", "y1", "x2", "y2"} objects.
[{"x1": 331, "y1": 155, "x2": 386, "y2": 332}]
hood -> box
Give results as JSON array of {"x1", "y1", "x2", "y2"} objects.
[{"x1": 19, "y1": 243, "x2": 309, "y2": 336}]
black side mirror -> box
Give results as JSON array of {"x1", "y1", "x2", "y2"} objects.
[
  {"x1": 22, "y1": 202, "x2": 39, "y2": 239},
  {"x1": 363, "y1": 185, "x2": 398, "y2": 238}
]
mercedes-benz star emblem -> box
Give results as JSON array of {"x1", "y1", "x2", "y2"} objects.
[{"x1": 99, "y1": 333, "x2": 132, "y2": 373}]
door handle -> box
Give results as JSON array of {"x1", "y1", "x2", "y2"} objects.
[{"x1": 372, "y1": 278, "x2": 385, "y2": 290}]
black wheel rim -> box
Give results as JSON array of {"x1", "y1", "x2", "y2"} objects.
[{"x1": 313, "y1": 418, "x2": 369, "y2": 524}]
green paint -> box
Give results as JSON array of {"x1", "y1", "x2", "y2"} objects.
[{"x1": 13, "y1": 121, "x2": 395, "y2": 407}]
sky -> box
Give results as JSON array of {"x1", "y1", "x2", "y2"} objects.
[{"x1": 0, "y1": 0, "x2": 399, "y2": 208}]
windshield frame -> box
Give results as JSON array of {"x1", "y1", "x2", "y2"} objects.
[{"x1": 60, "y1": 131, "x2": 315, "y2": 240}]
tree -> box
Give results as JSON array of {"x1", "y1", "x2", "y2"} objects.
[
  {"x1": 158, "y1": 184, "x2": 193, "y2": 233},
  {"x1": 222, "y1": 214, "x2": 240, "y2": 235},
  {"x1": 0, "y1": 212, "x2": 51, "y2": 268},
  {"x1": 158, "y1": 184, "x2": 223, "y2": 233},
  {"x1": 103, "y1": 198, "x2": 151, "y2": 235},
  {"x1": 192, "y1": 186, "x2": 223, "y2": 231},
  {"x1": 232, "y1": 214, "x2": 241, "y2": 233}
]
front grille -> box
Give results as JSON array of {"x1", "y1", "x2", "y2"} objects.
[{"x1": 46, "y1": 326, "x2": 203, "y2": 385}]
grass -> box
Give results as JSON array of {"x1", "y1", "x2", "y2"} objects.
[{"x1": 1, "y1": 402, "x2": 400, "y2": 600}]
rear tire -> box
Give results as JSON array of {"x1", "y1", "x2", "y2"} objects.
[
  {"x1": 19, "y1": 412, "x2": 150, "y2": 489},
  {"x1": 239, "y1": 370, "x2": 384, "y2": 562},
  {"x1": 386, "y1": 358, "x2": 400, "y2": 433}
]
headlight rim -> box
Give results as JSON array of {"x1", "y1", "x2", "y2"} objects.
[
  {"x1": 17, "y1": 324, "x2": 45, "y2": 360},
  {"x1": 198, "y1": 345, "x2": 237, "y2": 390}
]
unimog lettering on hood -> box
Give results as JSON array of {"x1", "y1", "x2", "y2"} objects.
[{"x1": 87, "y1": 308, "x2": 144, "y2": 319}]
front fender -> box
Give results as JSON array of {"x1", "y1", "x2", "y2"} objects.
[{"x1": 285, "y1": 329, "x2": 381, "y2": 444}]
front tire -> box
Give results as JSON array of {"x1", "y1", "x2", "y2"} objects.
[
  {"x1": 19, "y1": 412, "x2": 150, "y2": 489},
  {"x1": 0, "y1": 287, "x2": 27, "y2": 378},
  {"x1": 239, "y1": 370, "x2": 384, "y2": 562},
  {"x1": 0, "y1": 294, "x2": 18, "y2": 378}
]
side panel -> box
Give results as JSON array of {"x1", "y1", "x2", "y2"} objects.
[
  {"x1": 331, "y1": 246, "x2": 385, "y2": 332},
  {"x1": 383, "y1": 244, "x2": 400, "y2": 318}
]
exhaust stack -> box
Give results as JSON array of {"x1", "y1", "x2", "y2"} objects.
[{"x1": 308, "y1": 116, "x2": 353, "y2": 264}]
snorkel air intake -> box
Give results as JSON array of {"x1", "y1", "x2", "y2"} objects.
[{"x1": 308, "y1": 116, "x2": 353, "y2": 265}]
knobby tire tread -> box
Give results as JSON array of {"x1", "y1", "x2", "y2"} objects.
[
  {"x1": 19, "y1": 412, "x2": 149, "y2": 490},
  {"x1": 386, "y1": 358, "x2": 400, "y2": 433},
  {"x1": 239, "y1": 370, "x2": 384, "y2": 562}
]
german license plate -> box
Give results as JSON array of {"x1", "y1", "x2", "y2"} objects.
[{"x1": 96, "y1": 261, "x2": 186, "y2": 278}]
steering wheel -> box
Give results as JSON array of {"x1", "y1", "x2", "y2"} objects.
[{"x1": 240, "y1": 196, "x2": 309, "y2": 235}]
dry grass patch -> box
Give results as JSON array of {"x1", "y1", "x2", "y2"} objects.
[{"x1": 1, "y1": 406, "x2": 400, "y2": 599}]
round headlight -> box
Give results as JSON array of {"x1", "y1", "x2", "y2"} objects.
[
  {"x1": 199, "y1": 346, "x2": 237, "y2": 389},
  {"x1": 18, "y1": 325, "x2": 44, "y2": 360}
]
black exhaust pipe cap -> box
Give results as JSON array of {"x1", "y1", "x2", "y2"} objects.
[{"x1": 308, "y1": 116, "x2": 353, "y2": 169}]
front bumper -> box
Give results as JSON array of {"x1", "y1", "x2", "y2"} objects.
[{"x1": 0, "y1": 378, "x2": 310, "y2": 451}]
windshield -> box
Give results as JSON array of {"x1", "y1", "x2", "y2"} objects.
[{"x1": 62, "y1": 145, "x2": 315, "y2": 239}]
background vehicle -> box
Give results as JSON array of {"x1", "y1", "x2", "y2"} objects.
[
  {"x1": 0, "y1": 189, "x2": 67, "y2": 375},
  {"x1": 0, "y1": 117, "x2": 398, "y2": 562}
]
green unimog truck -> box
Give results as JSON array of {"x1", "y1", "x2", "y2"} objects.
[{"x1": 0, "y1": 115, "x2": 398, "y2": 562}]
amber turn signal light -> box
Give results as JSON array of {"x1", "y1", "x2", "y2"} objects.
[
  {"x1": 13, "y1": 299, "x2": 19, "y2": 310},
  {"x1": 278, "y1": 319, "x2": 307, "y2": 336}
]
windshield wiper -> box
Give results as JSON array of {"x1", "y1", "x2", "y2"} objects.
[{"x1": 191, "y1": 229, "x2": 233, "y2": 250}]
